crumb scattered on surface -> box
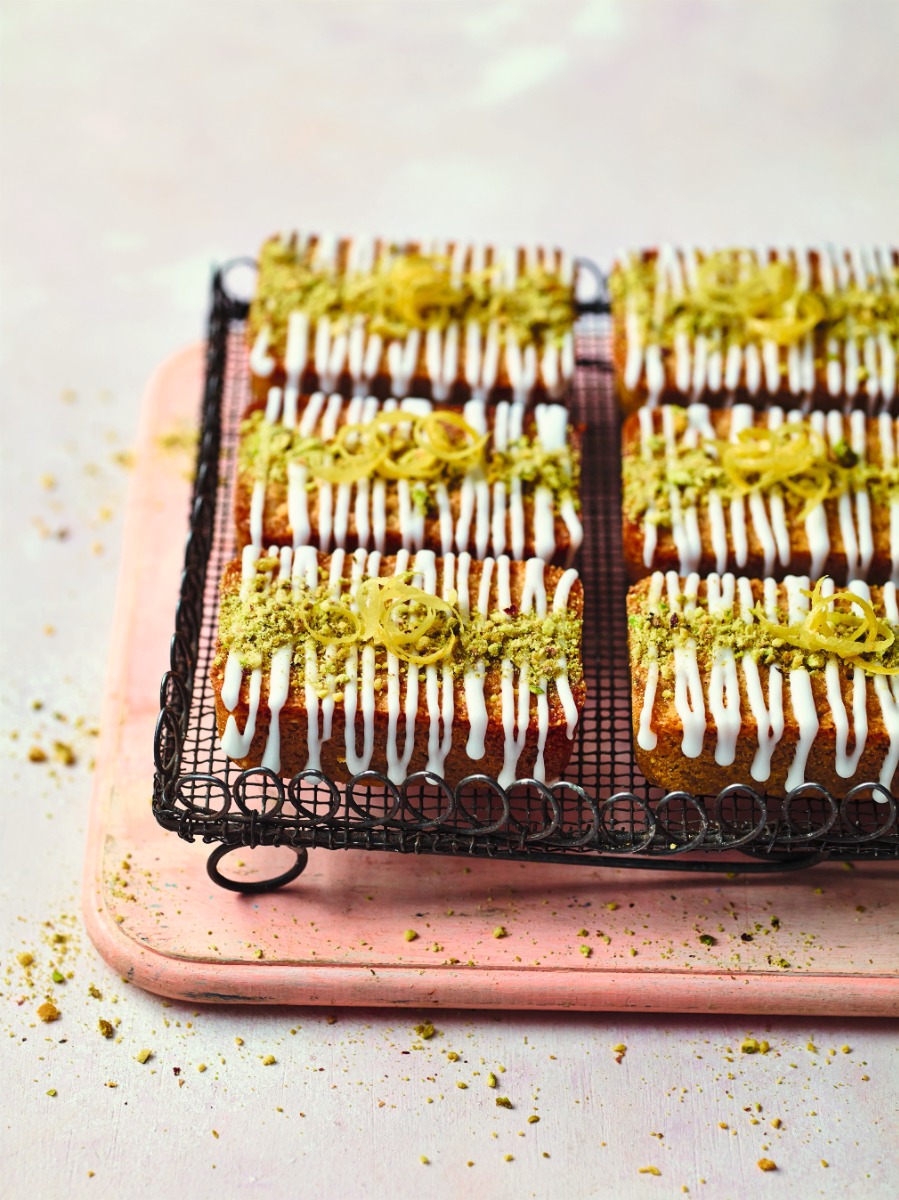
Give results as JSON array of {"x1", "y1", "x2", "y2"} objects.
[{"x1": 757, "y1": 1159, "x2": 777, "y2": 1172}]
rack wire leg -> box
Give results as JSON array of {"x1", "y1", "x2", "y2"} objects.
[{"x1": 206, "y1": 841, "x2": 308, "y2": 893}]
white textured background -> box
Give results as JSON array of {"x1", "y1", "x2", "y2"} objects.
[{"x1": 1, "y1": 2, "x2": 898, "y2": 1198}]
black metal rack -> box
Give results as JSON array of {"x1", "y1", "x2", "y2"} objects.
[{"x1": 152, "y1": 262, "x2": 899, "y2": 892}]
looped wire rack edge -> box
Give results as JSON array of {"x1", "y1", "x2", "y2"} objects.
[{"x1": 151, "y1": 263, "x2": 899, "y2": 888}]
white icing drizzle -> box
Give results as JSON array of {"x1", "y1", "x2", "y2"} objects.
[
  {"x1": 738, "y1": 575, "x2": 784, "y2": 783},
  {"x1": 415, "y1": 550, "x2": 456, "y2": 777},
  {"x1": 667, "y1": 571, "x2": 706, "y2": 758},
  {"x1": 850, "y1": 409, "x2": 874, "y2": 577},
  {"x1": 638, "y1": 407, "x2": 658, "y2": 569},
  {"x1": 491, "y1": 402, "x2": 510, "y2": 557},
  {"x1": 706, "y1": 573, "x2": 740, "y2": 766},
  {"x1": 827, "y1": 410, "x2": 860, "y2": 581},
  {"x1": 636, "y1": 572, "x2": 665, "y2": 751},
  {"x1": 728, "y1": 404, "x2": 752, "y2": 568},
  {"x1": 782, "y1": 575, "x2": 819, "y2": 791},
  {"x1": 765, "y1": 406, "x2": 791, "y2": 568},
  {"x1": 384, "y1": 549, "x2": 419, "y2": 783},
  {"x1": 249, "y1": 326, "x2": 275, "y2": 378},
  {"x1": 220, "y1": 547, "x2": 264, "y2": 759},
  {"x1": 663, "y1": 404, "x2": 701, "y2": 572},
  {"x1": 874, "y1": 245, "x2": 897, "y2": 402},
  {"x1": 878, "y1": 413, "x2": 899, "y2": 584},
  {"x1": 802, "y1": 409, "x2": 831, "y2": 578},
  {"x1": 261, "y1": 545, "x2": 295, "y2": 772},
  {"x1": 552, "y1": 569, "x2": 581, "y2": 740},
  {"x1": 343, "y1": 549, "x2": 378, "y2": 774},
  {"x1": 463, "y1": 553, "x2": 490, "y2": 760},
  {"x1": 819, "y1": 576, "x2": 868, "y2": 779}
]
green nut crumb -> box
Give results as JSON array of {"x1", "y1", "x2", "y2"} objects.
[
  {"x1": 98, "y1": 1019, "x2": 114, "y2": 1039},
  {"x1": 487, "y1": 1073, "x2": 497, "y2": 1088},
  {"x1": 136, "y1": 1049, "x2": 152, "y2": 1064},
  {"x1": 495, "y1": 1097, "x2": 513, "y2": 1109},
  {"x1": 403, "y1": 930, "x2": 419, "y2": 942},
  {"x1": 493, "y1": 926, "x2": 508, "y2": 939},
  {"x1": 414, "y1": 1022, "x2": 436, "y2": 1040}
]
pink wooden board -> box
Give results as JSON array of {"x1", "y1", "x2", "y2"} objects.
[{"x1": 83, "y1": 345, "x2": 899, "y2": 1015}]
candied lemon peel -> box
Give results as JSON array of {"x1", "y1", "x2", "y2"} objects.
[{"x1": 752, "y1": 579, "x2": 899, "y2": 676}]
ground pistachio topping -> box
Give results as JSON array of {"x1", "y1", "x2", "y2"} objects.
[
  {"x1": 239, "y1": 410, "x2": 579, "y2": 514},
  {"x1": 250, "y1": 238, "x2": 576, "y2": 357},
  {"x1": 217, "y1": 557, "x2": 582, "y2": 699},
  {"x1": 623, "y1": 409, "x2": 899, "y2": 528},
  {"x1": 612, "y1": 248, "x2": 899, "y2": 350},
  {"x1": 629, "y1": 577, "x2": 899, "y2": 678}
]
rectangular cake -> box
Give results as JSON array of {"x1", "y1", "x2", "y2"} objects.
[
  {"x1": 211, "y1": 545, "x2": 585, "y2": 787},
  {"x1": 236, "y1": 390, "x2": 583, "y2": 565},
  {"x1": 247, "y1": 232, "x2": 577, "y2": 405},
  {"x1": 628, "y1": 570, "x2": 899, "y2": 798},
  {"x1": 611, "y1": 245, "x2": 898, "y2": 413},
  {"x1": 622, "y1": 402, "x2": 899, "y2": 584}
]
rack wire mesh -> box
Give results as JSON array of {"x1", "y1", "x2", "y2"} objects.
[{"x1": 152, "y1": 263, "x2": 899, "y2": 890}]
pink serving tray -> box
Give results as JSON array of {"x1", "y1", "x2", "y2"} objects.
[{"x1": 83, "y1": 345, "x2": 899, "y2": 1014}]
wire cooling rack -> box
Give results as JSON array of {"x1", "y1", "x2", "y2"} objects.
[{"x1": 153, "y1": 263, "x2": 899, "y2": 892}]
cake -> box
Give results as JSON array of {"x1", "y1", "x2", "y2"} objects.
[
  {"x1": 236, "y1": 390, "x2": 583, "y2": 565},
  {"x1": 611, "y1": 245, "x2": 898, "y2": 413},
  {"x1": 628, "y1": 569, "x2": 899, "y2": 797},
  {"x1": 622, "y1": 402, "x2": 899, "y2": 583},
  {"x1": 247, "y1": 232, "x2": 577, "y2": 405},
  {"x1": 211, "y1": 545, "x2": 585, "y2": 787}
]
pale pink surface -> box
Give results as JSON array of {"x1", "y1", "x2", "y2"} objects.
[
  {"x1": 2, "y1": 3, "x2": 898, "y2": 1198},
  {"x1": 86, "y1": 346, "x2": 899, "y2": 1017}
]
